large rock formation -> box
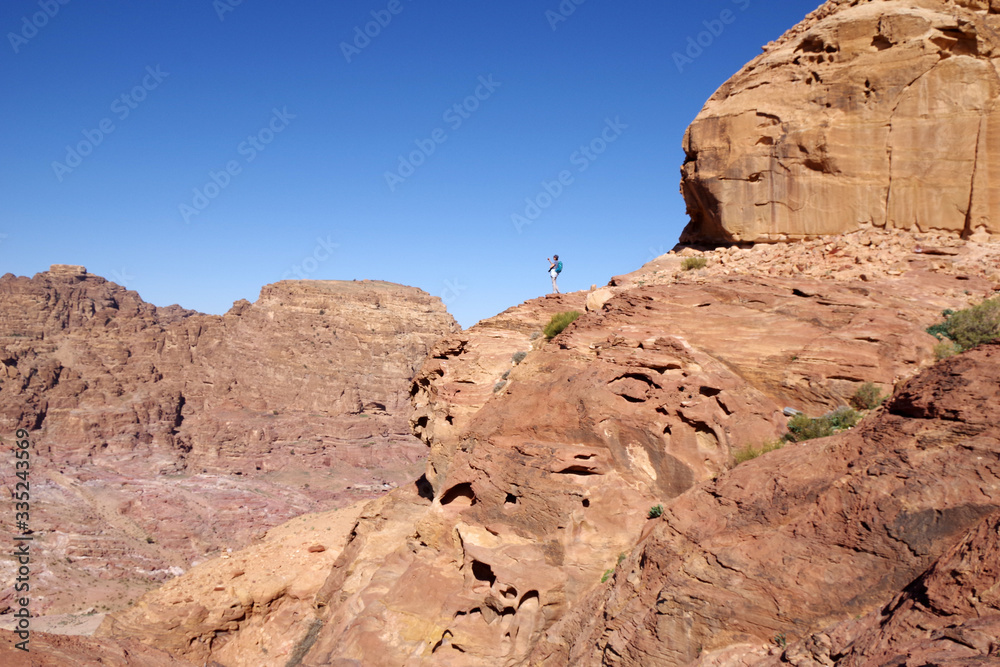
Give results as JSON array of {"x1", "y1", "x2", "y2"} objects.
[
  {"x1": 0, "y1": 268, "x2": 457, "y2": 616},
  {"x1": 532, "y1": 343, "x2": 1000, "y2": 665},
  {"x1": 680, "y1": 0, "x2": 1000, "y2": 244}
]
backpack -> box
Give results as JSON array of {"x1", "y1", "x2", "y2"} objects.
[{"x1": 556, "y1": 261, "x2": 563, "y2": 274}]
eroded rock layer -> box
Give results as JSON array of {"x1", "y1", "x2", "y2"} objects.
[
  {"x1": 680, "y1": 0, "x2": 1000, "y2": 244},
  {"x1": 534, "y1": 343, "x2": 1000, "y2": 666},
  {"x1": 0, "y1": 268, "x2": 457, "y2": 616}
]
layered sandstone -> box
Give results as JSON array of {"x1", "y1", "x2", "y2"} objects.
[
  {"x1": 680, "y1": 0, "x2": 1000, "y2": 244},
  {"x1": 129, "y1": 250, "x2": 987, "y2": 666},
  {"x1": 533, "y1": 343, "x2": 1000, "y2": 665},
  {"x1": 0, "y1": 268, "x2": 457, "y2": 616}
]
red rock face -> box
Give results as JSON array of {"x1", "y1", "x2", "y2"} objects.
[
  {"x1": 534, "y1": 344, "x2": 1000, "y2": 666},
  {"x1": 277, "y1": 265, "x2": 988, "y2": 666},
  {"x1": 680, "y1": 0, "x2": 1000, "y2": 244},
  {"x1": 0, "y1": 629, "x2": 198, "y2": 667},
  {"x1": 0, "y1": 268, "x2": 457, "y2": 615}
]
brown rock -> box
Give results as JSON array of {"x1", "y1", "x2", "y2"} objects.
[
  {"x1": 532, "y1": 344, "x2": 1000, "y2": 665},
  {"x1": 286, "y1": 268, "x2": 983, "y2": 665},
  {"x1": 0, "y1": 269, "x2": 456, "y2": 616},
  {"x1": 680, "y1": 0, "x2": 1000, "y2": 244}
]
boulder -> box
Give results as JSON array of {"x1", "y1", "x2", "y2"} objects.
[{"x1": 680, "y1": 0, "x2": 1000, "y2": 244}]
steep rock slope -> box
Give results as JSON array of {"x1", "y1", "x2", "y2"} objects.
[
  {"x1": 533, "y1": 344, "x2": 1000, "y2": 666},
  {"x1": 0, "y1": 267, "x2": 457, "y2": 616},
  {"x1": 280, "y1": 262, "x2": 988, "y2": 666},
  {"x1": 680, "y1": 0, "x2": 1000, "y2": 244}
]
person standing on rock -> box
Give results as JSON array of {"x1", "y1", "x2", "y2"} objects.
[{"x1": 547, "y1": 255, "x2": 562, "y2": 294}]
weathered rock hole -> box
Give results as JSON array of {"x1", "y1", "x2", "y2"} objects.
[
  {"x1": 504, "y1": 493, "x2": 518, "y2": 505},
  {"x1": 871, "y1": 35, "x2": 893, "y2": 51},
  {"x1": 557, "y1": 465, "x2": 600, "y2": 476},
  {"x1": 756, "y1": 136, "x2": 774, "y2": 146},
  {"x1": 699, "y1": 386, "x2": 721, "y2": 398},
  {"x1": 582, "y1": 498, "x2": 590, "y2": 507},
  {"x1": 415, "y1": 474, "x2": 434, "y2": 501},
  {"x1": 471, "y1": 560, "x2": 496, "y2": 587},
  {"x1": 441, "y1": 482, "x2": 476, "y2": 507},
  {"x1": 575, "y1": 453, "x2": 596, "y2": 460},
  {"x1": 414, "y1": 416, "x2": 429, "y2": 429},
  {"x1": 519, "y1": 591, "x2": 540, "y2": 611}
]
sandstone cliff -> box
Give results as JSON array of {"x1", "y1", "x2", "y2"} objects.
[
  {"x1": 99, "y1": 232, "x2": 1000, "y2": 666},
  {"x1": 680, "y1": 0, "x2": 1000, "y2": 244},
  {"x1": 0, "y1": 268, "x2": 457, "y2": 616},
  {"x1": 533, "y1": 343, "x2": 1000, "y2": 666}
]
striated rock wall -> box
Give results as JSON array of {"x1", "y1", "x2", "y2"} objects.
[
  {"x1": 533, "y1": 343, "x2": 1000, "y2": 666},
  {"x1": 680, "y1": 0, "x2": 1000, "y2": 244},
  {"x1": 0, "y1": 268, "x2": 457, "y2": 616}
]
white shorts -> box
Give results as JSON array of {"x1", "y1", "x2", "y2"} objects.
[{"x1": 550, "y1": 269, "x2": 558, "y2": 279}]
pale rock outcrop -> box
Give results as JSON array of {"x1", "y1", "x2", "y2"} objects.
[
  {"x1": 0, "y1": 269, "x2": 457, "y2": 616},
  {"x1": 681, "y1": 0, "x2": 1000, "y2": 244}
]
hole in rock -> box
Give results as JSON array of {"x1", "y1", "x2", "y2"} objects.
[
  {"x1": 471, "y1": 560, "x2": 496, "y2": 587},
  {"x1": 556, "y1": 465, "x2": 600, "y2": 476},
  {"x1": 440, "y1": 483, "x2": 476, "y2": 507},
  {"x1": 582, "y1": 498, "x2": 590, "y2": 508},
  {"x1": 415, "y1": 474, "x2": 434, "y2": 501},
  {"x1": 699, "y1": 386, "x2": 721, "y2": 397},
  {"x1": 504, "y1": 493, "x2": 518, "y2": 505}
]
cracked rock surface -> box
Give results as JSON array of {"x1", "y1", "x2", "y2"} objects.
[{"x1": 681, "y1": 0, "x2": 1000, "y2": 244}]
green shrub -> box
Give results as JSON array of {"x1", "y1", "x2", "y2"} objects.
[
  {"x1": 786, "y1": 406, "x2": 861, "y2": 442},
  {"x1": 934, "y1": 340, "x2": 960, "y2": 360},
  {"x1": 647, "y1": 504, "x2": 664, "y2": 519},
  {"x1": 926, "y1": 298, "x2": 1000, "y2": 352},
  {"x1": 493, "y1": 380, "x2": 507, "y2": 393},
  {"x1": 601, "y1": 569, "x2": 614, "y2": 583},
  {"x1": 681, "y1": 256, "x2": 707, "y2": 271},
  {"x1": 512, "y1": 351, "x2": 527, "y2": 364},
  {"x1": 850, "y1": 382, "x2": 885, "y2": 411},
  {"x1": 732, "y1": 440, "x2": 784, "y2": 466},
  {"x1": 543, "y1": 311, "x2": 582, "y2": 339}
]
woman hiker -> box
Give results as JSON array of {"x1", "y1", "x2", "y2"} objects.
[{"x1": 547, "y1": 255, "x2": 562, "y2": 294}]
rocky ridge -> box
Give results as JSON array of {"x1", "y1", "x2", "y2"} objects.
[
  {"x1": 0, "y1": 268, "x2": 457, "y2": 617},
  {"x1": 681, "y1": 0, "x2": 1000, "y2": 244},
  {"x1": 101, "y1": 233, "x2": 1000, "y2": 665}
]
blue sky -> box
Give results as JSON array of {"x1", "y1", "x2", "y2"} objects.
[{"x1": 1, "y1": 0, "x2": 823, "y2": 328}]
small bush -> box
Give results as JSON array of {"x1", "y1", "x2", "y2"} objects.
[
  {"x1": 493, "y1": 380, "x2": 507, "y2": 393},
  {"x1": 732, "y1": 440, "x2": 784, "y2": 466},
  {"x1": 647, "y1": 504, "x2": 664, "y2": 519},
  {"x1": 512, "y1": 351, "x2": 527, "y2": 365},
  {"x1": 544, "y1": 311, "x2": 582, "y2": 339},
  {"x1": 601, "y1": 569, "x2": 614, "y2": 583},
  {"x1": 501, "y1": 370, "x2": 511, "y2": 380},
  {"x1": 850, "y1": 382, "x2": 885, "y2": 411},
  {"x1": 786, "y1": 406, "x2": 861, "y2": 442},
  {"x1": 934, "y1": 340, "x2": 960, "y2": 360},
  {"x1": 926, "y1": 298, "x2": 1000, "y2": 352},
  {"x1": 529, "y1": 332, "x2": 542, "y2": 341},
  {"x1": 681, "y1": 256, "x2": 707, "y2": 271}
]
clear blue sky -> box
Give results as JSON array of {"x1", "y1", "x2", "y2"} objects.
[{"x1": 1, "y1": 0, "x2": 823, "y2": 328}]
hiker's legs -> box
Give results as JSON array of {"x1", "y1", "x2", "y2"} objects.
[{"x1": 551, "y1": 273, "x2": 559, "y2": 294}]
